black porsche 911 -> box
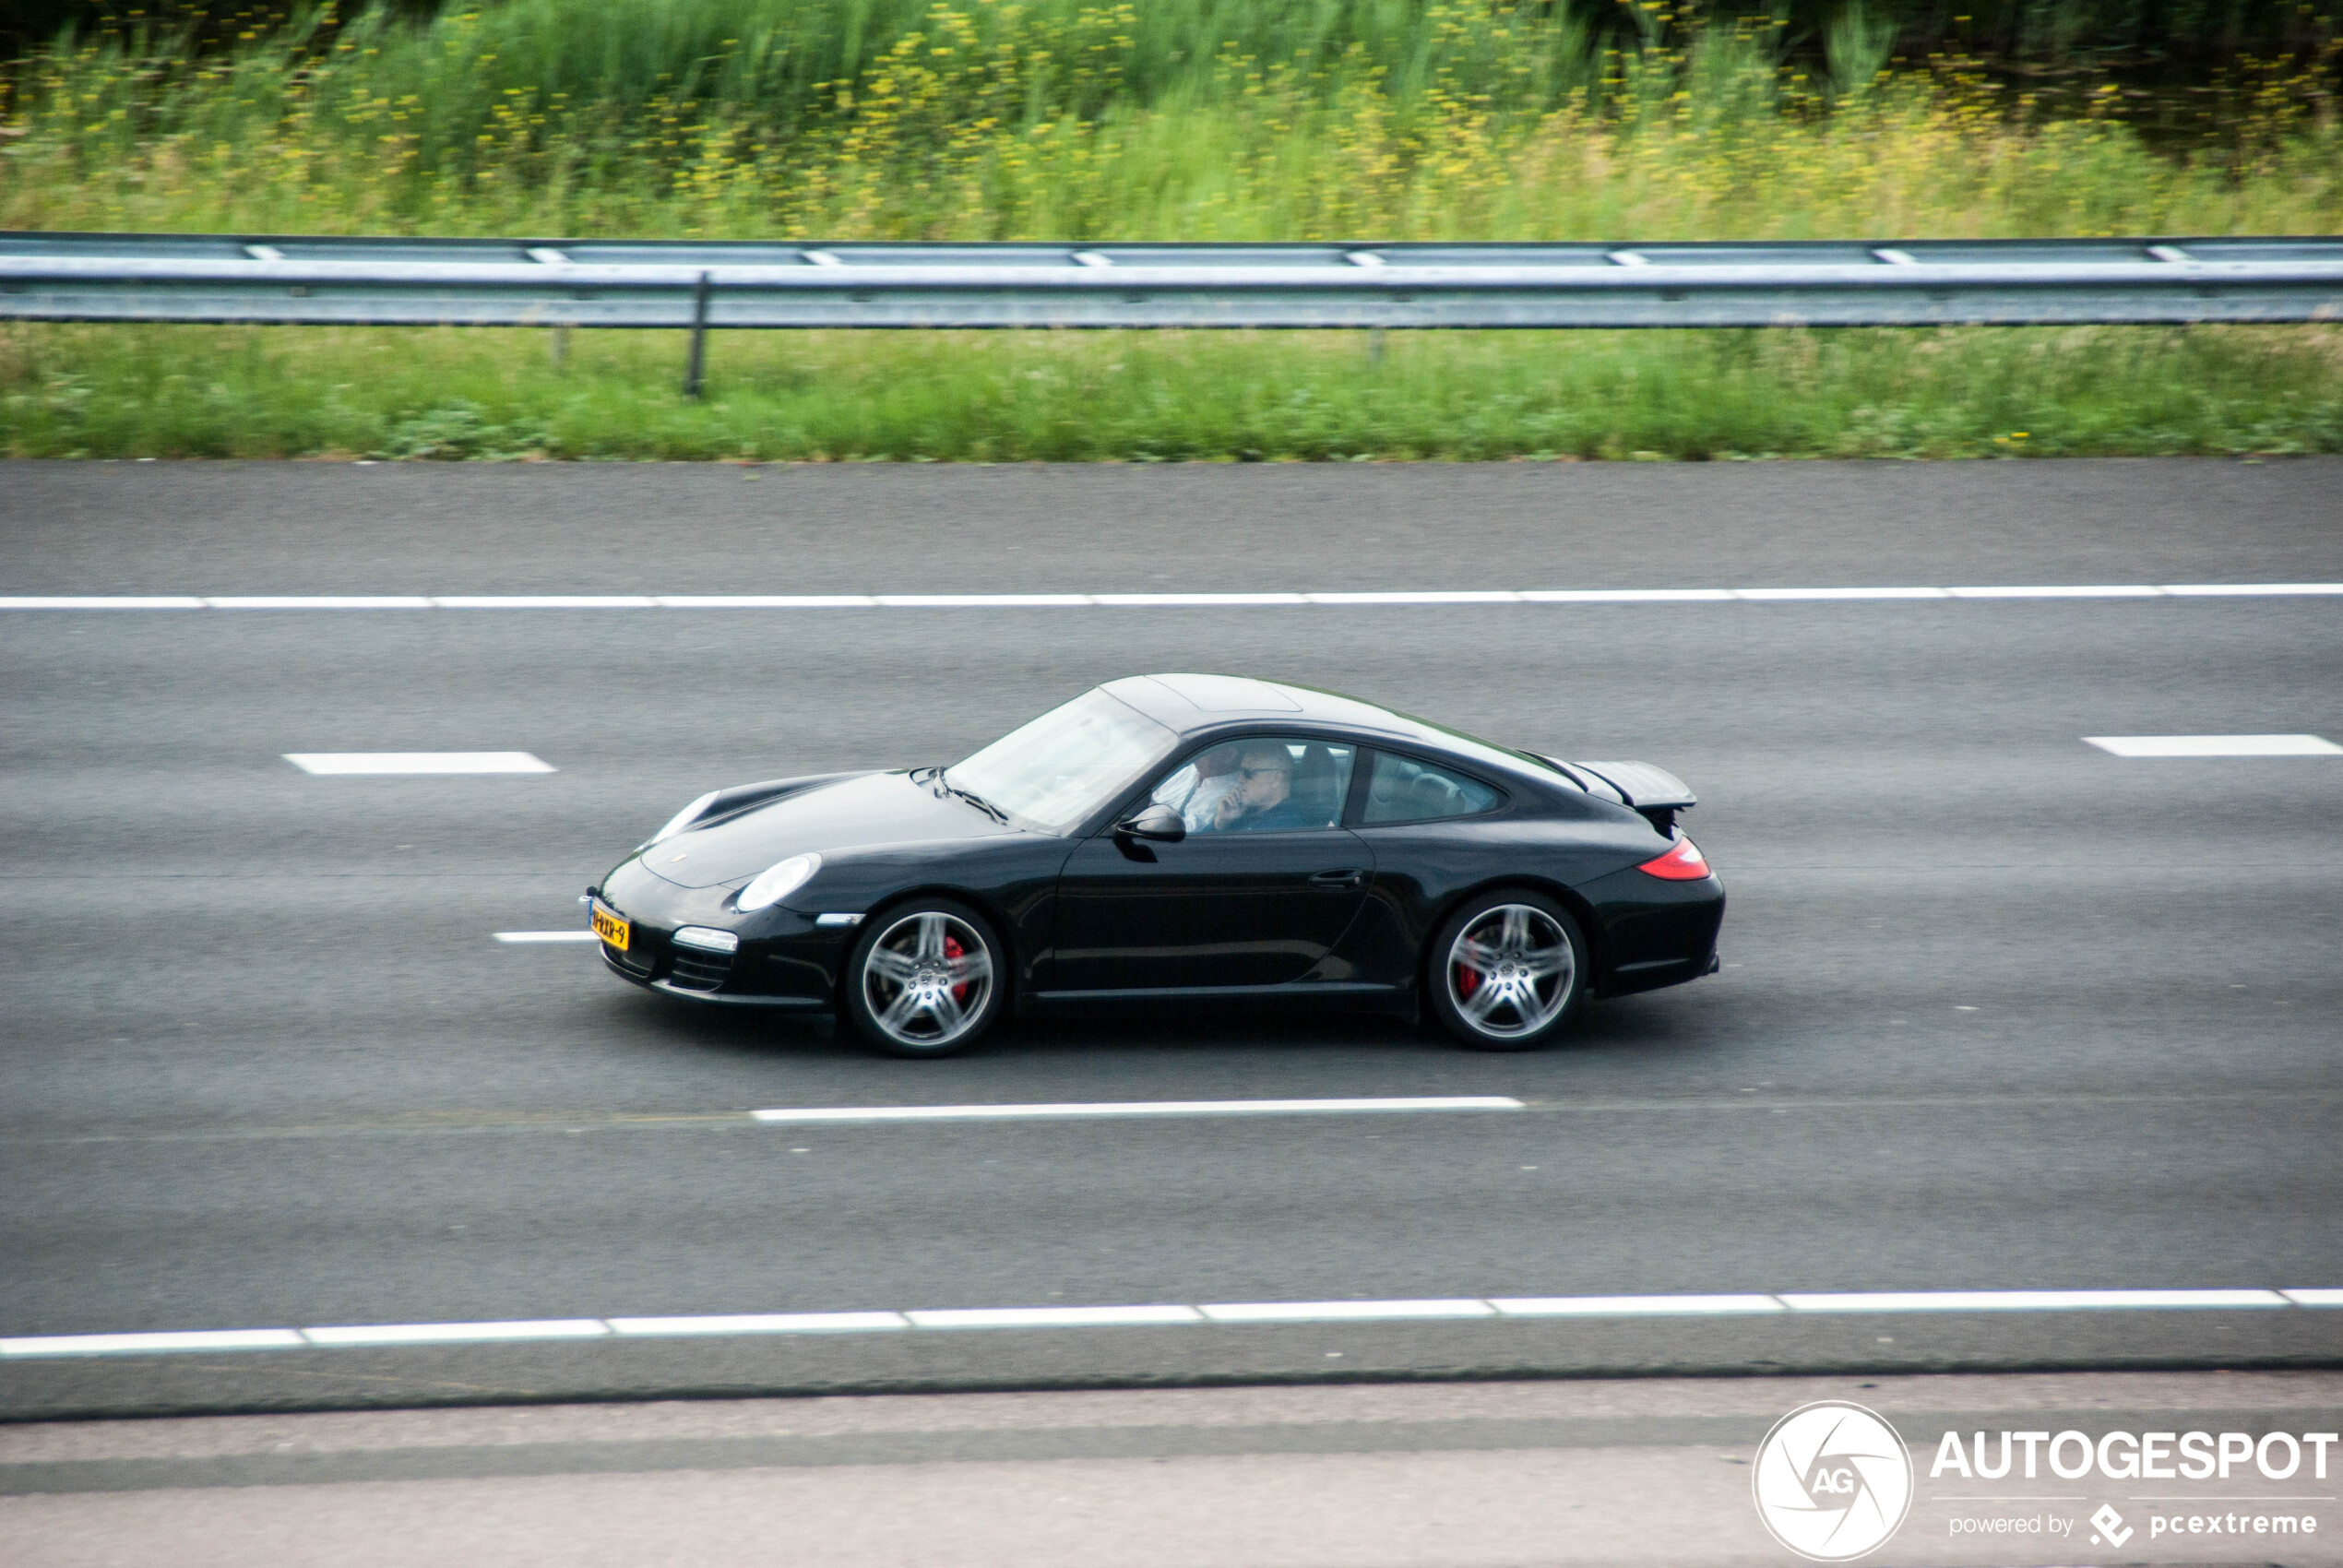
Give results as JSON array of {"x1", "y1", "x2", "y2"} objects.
[{"x1": 589, "y1": 675, "x2": 1722, "y2": 1057}]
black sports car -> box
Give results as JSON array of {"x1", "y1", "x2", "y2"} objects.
[{"x1": 590, "y1": 675, "x2": 1723, "y2": 1057}]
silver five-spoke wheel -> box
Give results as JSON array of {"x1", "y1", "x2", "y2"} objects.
[
  {"x1": 1445, "y1": 903, "x2": 1576, "y2": 1041},
  {"x1": 858, "y1": 909, "x2": 996, "y2": 1051}
]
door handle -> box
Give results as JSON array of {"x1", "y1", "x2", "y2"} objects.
[{"x1": 1310, "y1": 869, "x2": 1365, "y2": 890}]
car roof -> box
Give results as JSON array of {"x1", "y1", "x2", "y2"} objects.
[
  {"x1": 1100, "y1": 673, "x2": 1410, "y2": 732},
  {"x1": 1092, "y1": 674, "x2": 1580, "y2": 814}
]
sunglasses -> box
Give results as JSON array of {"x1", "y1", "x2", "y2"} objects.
[{"x1": 1239, "y1": 765, "x2": 1289, "y2": 778}]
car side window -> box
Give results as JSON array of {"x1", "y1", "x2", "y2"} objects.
[
  {"x1": 1361, "y1": 751, "x2": 1501, "y2": 825},
  {"x1": 1150, "y1": 739, "x2": 1355, "y2": 833}
]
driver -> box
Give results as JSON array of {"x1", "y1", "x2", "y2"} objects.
[{"x1": 1212, "y1": 742, "x2": 1311, "y2": 832}]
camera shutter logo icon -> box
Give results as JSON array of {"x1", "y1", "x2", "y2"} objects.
[{"x1": 1752, "y1": 1401, "x2": 1915, "y2": 1561}]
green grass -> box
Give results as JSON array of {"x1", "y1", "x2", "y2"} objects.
[
  {"x1": 3, "y1": 2, "x2": 2337, "y2": 461},
  {"x1": 7, "y1": 321, "x2": 2337, "y2": 461}
]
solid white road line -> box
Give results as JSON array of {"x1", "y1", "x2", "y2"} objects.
[
  {"x1": 205, "y1": 596, "x2": 437, "y2": 610},
  {"x1": 1774, "y1": 1289, "x2": 2290, "y2": 1313},
  {"x1": 748, "y1": 1098, "x2": 1526, "y2": 1123},
  {"x1": 907, "y1": 1305, "x2": 1205, "y2": 1329},
  {"x1": 494, "y1": 930, "x2": 600, "y2": 944},
  {"x1": 606, "y1": 1313, "x2": 908, "y2": 1336},
  {"x1": 300, "y1": 1319, "x2": 609, "y2": 1347},
  {"x1": 284, "y1": 752, "x2": 555, "y2": 775},
  {"x1": 6, "y1": 584, "x2": 2342, "y2": 612},
  {"x1": 1199, "y1": 1300, "x2": 1495, "y2": 1323},
  {"x1": 1491, "y1": 1294, "x2": 1785, "y2": 1316},
  {"x1": 2085, "y1": 734, "x2": 2342, "y2": 757},
  {"x1": 0, "y1": 1328, "x2": 305, "y2": 1357},
  {"x1": 6, "y1": 1288, "x2": 2332, "y2": 1357}
]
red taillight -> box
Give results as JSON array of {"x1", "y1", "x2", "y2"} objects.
[{"x1": 1636, "y1": 836, "x2": 1711, "y2": 880}]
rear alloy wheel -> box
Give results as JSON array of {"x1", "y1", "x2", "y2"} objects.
[
  {"x1": 842, "y1": 899, "x2": 1005, "y2": 1058},
  {"x1": 1426, "y1": 891, "x2": 1587, "y2": 1051}
]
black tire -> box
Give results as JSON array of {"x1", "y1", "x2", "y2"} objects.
[
  {"x1": 1424, "y1": 888, "x2": 1589, "y2": 1051},
  {"x1": 840, "y1": 897, "x2": 1008, "y2": 1058}
]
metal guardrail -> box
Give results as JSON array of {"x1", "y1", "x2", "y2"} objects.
[
  {"x1": 6, "y1": 231, "x2": 2335, "y2": 394},
  {"x1": 6, "y1": 232, "x2": 2341, "y2": 330}
]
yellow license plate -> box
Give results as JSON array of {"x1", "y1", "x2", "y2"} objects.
[{"x1": 590, "y1": 904, "x2": 630, "y2": 951}]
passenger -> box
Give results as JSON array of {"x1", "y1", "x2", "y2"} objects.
[
  {"x1": 1213, "y1": 743, "x2": 1313, "y2": 832},
  {"x1": 1178, "y1": 744, "x2": 1242, "y2": 833}
]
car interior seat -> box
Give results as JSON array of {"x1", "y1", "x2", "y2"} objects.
[{"x1": 1288, "y1": 745, "x2": 1345, "y2": 826}]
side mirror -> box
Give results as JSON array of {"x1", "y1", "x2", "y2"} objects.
[{"x1": 1115, "y1": 802, "x2": 1186, "y2": 843}]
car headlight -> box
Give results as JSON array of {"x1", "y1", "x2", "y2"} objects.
[
  {"x1": 650, "y1": 790, "x2": 721, "y2": 846},
  {"x1": 736, "y1": 852, "x2": 821, "y2": 912}
]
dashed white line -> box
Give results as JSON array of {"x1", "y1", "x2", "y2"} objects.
[
  {"x1": 4, "y1": 1288, "x2": 2329, "y2": 1357},
  {"x1": 494, "y1": 930, "x2": 599, "y2": 944},
  {"x1": 2085, "y1": 734, "x2": 2341, "y2": 757},
  {"x1": 5, "y1": 584, "x2": 2340, "y2": 612},
  {"x1": 748, "y1": 1098, "x2": 1525, "y2": 1124},
  {"x1": 284, "y1": 752, "x2": 555, "y2": 775}
]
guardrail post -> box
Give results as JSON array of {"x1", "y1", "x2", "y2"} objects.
[
  {"x1": 683, "y1": 271, "x2": 712, "y2": 398},
  {"x1": 550, "y1": 324, "x2": 569, "y2": 373}
]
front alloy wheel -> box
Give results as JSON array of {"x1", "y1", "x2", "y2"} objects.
[
  {"x1": 1429, "y1": 893, "x2": 1586, "y2": 1051},
  {"x1": 844, "y1": 900, "x2": 1003, "y2": 1057}
]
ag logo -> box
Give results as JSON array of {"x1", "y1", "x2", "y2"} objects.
[{"x1": 1752, "y1": 1401, "x2": 1915, "y2": 1561}]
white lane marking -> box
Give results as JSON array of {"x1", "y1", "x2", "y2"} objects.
[
  {"x1": 0, "y1": 596, "x2": 208, "y2": 610},
  {"x1": 1776, "y1": 1289, "x2": 2290, "y2": 1313},
  {"x1": 494, "y1": 931, "x2": 599, "y2": 944},
  {"x1": 1522, "y1": 588, "x2": 1737, "y2": 602},
  {"x1": 205, "y1": 596, "x2": 437, "y2": 610},
  {"x1": 6, "y1": 1288, "x2": 2326, "y2": 1357},
  {"x1": 1946, "y1": 584, "x2": 2160, "y2": 599},
  {"x1": 874, "y1": 593, "x2": 1094, "y2": 608},
  {"x1": 608, "y1": 1312, "x2": 908, "y2": 1336},
  {"x1": 284, "y1": 752, "x2": 555, "y2": 775},
  {"x1": 1307, "y1": 589, "x2": 1523, "y2": 605},
  {"x1": 301, "y1": 1319, "x2": 610, "y2": 1347},
  {"x1": 1735, "y1": 586, "x2": 1947, "y2": 600},
  {"x1": 1490, "y1": 1294, "x2": 1785, "y2": 1316},
  {"x1": 654, "y1": 594, "x2": 879, "y2": 609},
  {"x1": 1090, "y1": 592, "x2": 1313, "y2": 606},
  {"x1": 1199, "y1": 1300, "x2": 1495, "y2": 1323},
  {"x1": 0, "y1": 1328, "x2": 304, "y2": 1357},
  {"x1": 433, "y1": 595, "x2": 658, "y2": 609},
  {"x1": 2165, "y1": 582, "x2": 2343, "y2": 596},
  {"x1": 907, "y1": 1305, "x2": 1204, "y2": 1329},
  {"x1": 748, "y1": 1097, "x2": 1526, "y2": 1124},
  {"x1": 2085, "y1": 734, "x2": 2341, "y2": 757},
  {"x1": 5, "y1": 584, "x2": 2340, "y2": 612}
]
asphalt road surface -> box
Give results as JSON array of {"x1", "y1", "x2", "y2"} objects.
[{"x1": 3, "y1": 457, "x2": 2340, "y2": 1420}]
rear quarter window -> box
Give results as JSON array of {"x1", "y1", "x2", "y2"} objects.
[{"x1": 1361, "y1": 752, "x2": 1503, "y2": 825}]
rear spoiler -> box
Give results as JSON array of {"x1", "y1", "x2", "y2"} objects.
[{"x1": 1542, "y1": 757, "x2": 1696, "y2": 836}]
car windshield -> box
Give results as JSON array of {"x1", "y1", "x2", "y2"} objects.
[{"x1": 946, "y1": 688, "x2": 1177, "y2": 834}]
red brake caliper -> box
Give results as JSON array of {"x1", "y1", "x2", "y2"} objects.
[
  {"x1": 945, "y1": 933, "x2": 969, "y2": 1004},
  {"x1": 1455, "y1": 927, "x2": 1481, "y2": 998}
]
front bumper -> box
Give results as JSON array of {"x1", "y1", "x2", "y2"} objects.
[{"x1": 594, "y1": 860, "x2": 852, "y2": 1010}]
